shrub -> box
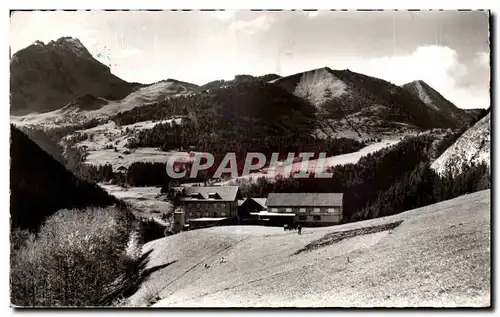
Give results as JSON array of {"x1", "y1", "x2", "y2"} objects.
[{"x1": 10, "y1": 206, "x2": 140, "y2": 307}]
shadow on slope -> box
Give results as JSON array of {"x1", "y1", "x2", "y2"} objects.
[{"x1": 100, "y1": 249, "x2": 177, "y2": 305}]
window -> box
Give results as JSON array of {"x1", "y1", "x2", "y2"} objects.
[
  {"x1": 328, "y1": 208, "x2": 340, "y2": 214},
  {"x1": 313, "y1": 208, "x2": 320, "y2": 213},
  {"x1": 313, "y1": 215, "x2": 321, "y2": 221},
  {"x1": 196, "y1": 213, "x2": 200, "y2": 218},
  {"x1": 285, "y1": 208, "x2": 292, "y2": 213},
  {"x1": 204, "y1": 213, "x2": 209, "y2": 217},
  {"x1": 299, "y1": 215, "x2": 307, "y2": 221},
  {"x1": 213, "y1": 212, "x2": 217, "y2": 217},
  {"x1": 271, "y1": 208, "x2": 278, "y2": 212},
  {"x1": 299, "y1": 208, "x2": 306, "y2": 213},
  {"x1": 221, "y1": 212, "x2": 227, "y2": 217},
  {"x1": 189, "y1": 212, "x2": 193, "y2": 217},
  {"x1": 321, "y1": 208, "x2": 328, "y2": 213},
  {"x1": 208, "y1": 193, "x2": 222, "y2": 199},
  {"x1": 222, "y1": 203, "x2": 227, "y2": 208},
  {"x1": 196, "y1": 203, "x2": 200, "y2": 208}
]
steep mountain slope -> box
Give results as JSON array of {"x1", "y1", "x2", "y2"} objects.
[
  {"x1": 10, "y1": 37, "x2": 142, "y2": 115},
  {"x1": 16, "y1": 125, "x2": 66, "y2": 164},
  {"x1": 271, "y1": 67, "x2": 459, "y2": 138},
  {"x1": 402, "y1": 80, "x2": 471, "y2": 126},
  {"x1": 431, "y1": 113, "x2": 490, "y2": 176},
  {"x1": 125, "y1": 190, "x2": 490, "y2": 307},
  {"x1": 10, "y1": 125, "x2": 117, "y2": 230}
]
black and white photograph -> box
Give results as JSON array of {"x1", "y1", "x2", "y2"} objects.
[{"x1": 8, "y1": 8, "x2": 491, "y2": 308}]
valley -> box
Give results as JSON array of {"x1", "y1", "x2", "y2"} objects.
[
  {"x1": 9, "y1": 32, "x2": 491, "y2": 308},
  {"x1": 9, "y1": 38, "x2": 490, "y2": 227}
]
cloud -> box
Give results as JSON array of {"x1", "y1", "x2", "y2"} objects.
[
  {"x1": 347, "y1": 45, "x2": 490, "y2": 109},
  {"x1": 475, "y1": 51, "x2": 490, "y2": 68},
  {"x1": 303, "y1": 10, "x2": 320, "y2": 19},
  {"x1": 228, "y1": 15, "x2": 273, "y2": 34},
  {"x1": 212, "y1": 10, "x2": 236, "y2": 21}
]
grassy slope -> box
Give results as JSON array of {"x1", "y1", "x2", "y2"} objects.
[{"x1": 126, "y1": 190, "x2": 490, "y2": 307}]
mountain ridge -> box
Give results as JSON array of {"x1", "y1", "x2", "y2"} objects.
[
  {"x1": 10, "y1": 37, "x2": 142, "y2": 115},
  {"x1": 270, "y1": 67, "x2": 462, "y2": 138},
  {"x1": 402, "y1": 79, "x2": 472, "y2": 126}
]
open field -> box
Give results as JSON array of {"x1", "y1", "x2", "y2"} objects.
[
  {"x1": 85, "y1": 148, "x2": 193, "y2": 171},
  {"x1": 124, "y1": 190, "x2": 490, "y2": 307},
  {"x1": 99, "y1": 184, "x2": 172, "y2": 217},
  {"x1": 75, "y1": 119, "x2": 182, "y2": 152}
]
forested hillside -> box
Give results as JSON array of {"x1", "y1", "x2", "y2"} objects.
[
  {"x1": 10, "y1": 125, "x2": 117, "y2": 230},
  {"x1": 237, "y1": 132, "x2": 490, "y2": 222},
  {"x1": 199, "y1": 73, "x2": 281, "y2": 91},
  {"x1": 114, "y1": 80, "x2": 365, "y2": 166}
]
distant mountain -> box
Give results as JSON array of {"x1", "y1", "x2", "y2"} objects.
[
  {"x1": 110, "y1": 80, "x2": 368, "y2": 161},
  {"x1": 271, "y1": 67, "x2": 460, "y2": 138},
  {"x1": 402, "y1": 80, "x2": 472, "y2": 126},
  {"x1": 116, "y1": 80, "x2": 317, "y2": 140},
  {"x1": 10, "y1": 125, "x2": 117, "y2": 230},
  {"x1": 10, "y1": 37, "x2": 142, "y2": 115},
  {"x1": 465, "y1": 108, "x2": 485, "y2": 117},
  {"x1": 431, "y1": 113, "x2": 490, "y2": 177},
  {"x1": 200, "y1": 74, "x2": 282, "y2": 91},
  {"x1": 464, "y1": 107, "x2": 490, "y2": 124}
]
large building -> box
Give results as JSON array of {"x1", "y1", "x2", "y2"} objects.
[
  {"x1": 181, "y1": 186, "x2": 241, "y2": 223},
  {"x1": 265, "y1": 193, "x2": 343, "y2": 226}
]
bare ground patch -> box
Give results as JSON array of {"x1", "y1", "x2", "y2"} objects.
[{"x1": 293, "y1": 220, "x2": 404, "y2": 256}]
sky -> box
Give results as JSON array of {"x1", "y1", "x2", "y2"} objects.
[{"x1": 10, "y1": 10, "x2": 490, "y2": 109}]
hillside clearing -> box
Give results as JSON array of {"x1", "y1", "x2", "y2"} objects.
[
  {"x1": 124, "y1": 189, "x2": 490, "y2": 307},
  {"x1": 219, "y1": 139, "x2": 401, "y2": 184},
  {"x1": 84, "y1": 148, "x2": 192, "y2": 171},
  {"x1": 99, "y1": 184, "x2": 172, "y2": 217}
]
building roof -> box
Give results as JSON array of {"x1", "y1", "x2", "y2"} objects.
[
  {"x1": 250, "y1": 211, "x2": 295, "y2": 217},
  {"x1": 252, "y1": 198, "x2": 267, "y2": 208},
  {"x1": 240, "y1": 197, "x2": 267, "y2": 208},
  {"x1": 266, "y1": 193, "x2": 343, "y2": 207},
  {"x1": 188, "y1": 217, "x2": 229, "y2": 222},
  {"x1": 182, "y1": 186, "x2": 240, "y2": 202}
]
